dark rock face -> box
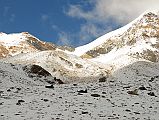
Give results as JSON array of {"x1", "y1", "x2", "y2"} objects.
[
  {"x1": 54, "y1": 77, "x2": 64, "y2": 84},
  {"x1": 23, "y1": 65, "x2": 65, "y2": 85},
  {"x1": 23, "y1": 64, "x2": 57, "y2": 84},
  {"x1": 27, "y1": 65, "x2": 51, "y2": 77},
  {"x1": 24, "y1": 64, "x2": 51, "y2": 78},
  {"x1": 99, "y1": 77, "x2": 107, "y2": 82}
]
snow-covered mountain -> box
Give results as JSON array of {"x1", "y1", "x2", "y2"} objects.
[
  {"x1": 0, "y1": 32, "x2": 74, "y2": 58},
  {"x1": 73, "y1": 10, "x2": 159, "y2": 69},
  {"x1": 0, "y1": 10, "x2": 159, "y2": 83},
  {"x1": 0, "y1": 32, "x2": 55, "y2": 58},
  {"x1": 0, "y1": 33, "x2": 109, "y2": 83}
]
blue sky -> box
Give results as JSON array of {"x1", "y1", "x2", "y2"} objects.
[{"x1": 0, "y1": 0, "x2": 157, "y2": 47}]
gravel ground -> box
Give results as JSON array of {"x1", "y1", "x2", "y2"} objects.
[{"x1": 0, "y1": 77, "x2": 159, "y2": 120}]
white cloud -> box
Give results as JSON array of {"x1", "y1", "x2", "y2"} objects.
[
  {"x1": 51, "y1": 24, "x2": 60, "y2": 31},
  {"x1": 9, "y1": 14, "x2": 15, "y2": 22},
  {"x1": 78, "y1": 23, "x2": 112, "y2": 44},
  {"x1": 1, "y1": 6, "x2": 15, "y2": 23},
  {"x1": 3, "y1": 6, "x2": 10, "y2": 17},
  {"x1": 56, "y1": 23, "x2": 113, "y2": 47},
  {"x1": 67, "y1": 0, "x2": 159, "y2": 24},
  {"x1": 57, "y1": 32, "x2": 72, "y2": 46},
  {"x1": 67, "y1": 5, "x2": 94, "y2": 20},
  {"x1": 41, "y1": 14, "x2": 49, "y2": 21}
]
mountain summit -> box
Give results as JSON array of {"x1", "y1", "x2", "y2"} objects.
[
  {"x1": 72, "y1": 10, "x2": 159, "y2": 69},
  {"x1": 0, "y1": 32, "x2": 57, "y2": 58},
  {"x1": 0, "y1": 32, "x2": 75, "y2": 58}
]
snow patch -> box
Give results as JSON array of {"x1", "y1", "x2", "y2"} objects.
[{"x1": 0, "y1": 33, "x2": 26, "y2": 47}]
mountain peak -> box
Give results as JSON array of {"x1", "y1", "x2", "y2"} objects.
[
  {"x1": 72, "y1": 10, "x2": 159, "y2": 69},
  {"x1": 0, "y1": 32, "x2": 57, "y2": 58},
  {"x1": 0, "y1": 32, "x2": 75, "y2": 58},
  {"x1": 72, "y1": 10, "x2": 150, "y2": 56}
]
